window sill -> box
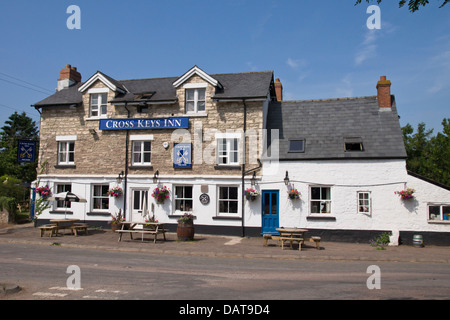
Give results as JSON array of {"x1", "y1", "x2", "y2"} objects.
[
  {"x1": 427, "y1": 220, "x2": 450, "y2": 225},
  {"x1": 49, "y1": 211, "x2": 73, "y2": 215},
  {"x1": 85, "y1": 117, "x2": 108, "y2": 121},
  {"x1": 212, "y1": 216, "x2": 242, "y2": 221},
  {"x1": 129, "y1": 165, "x2": 153, "y2": 170},
  {"x1": 306, "y1": 215, "x2": 336, "y2": 221},
  {"x1": 181, "y1": 113, "x2": 207, "y2": 118},
  {"x1": 214, "y1": 165, "x2": 241, "y2": 170},
  {"x1": 86, "y1": 211, "x2": 110, "y2": 216},
  {"x1": 54, "y1": 165, "x2": 76, "y2": 169}
]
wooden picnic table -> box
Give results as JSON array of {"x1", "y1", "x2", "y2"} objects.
[
  {"x1": 116, "y1": 221, "x2": 167, "y2": 243},
  {"x1": 276, "y1": 227, "x2": 308, "y2": 250},
  {"x1": 46, "y1": 219, "x2": 88, "y2": 236}
]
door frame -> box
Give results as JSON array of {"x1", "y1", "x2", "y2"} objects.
[{"x1": 261, "y1": 189, "x2": 279, "y2": 235}]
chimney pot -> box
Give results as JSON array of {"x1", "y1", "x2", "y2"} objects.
[
  {"x1": 376, "y1": 75, "x2": 391, "y2": 108},
  {"x1": 274, "y1": 78, "x2": 283, "y2": 101}
]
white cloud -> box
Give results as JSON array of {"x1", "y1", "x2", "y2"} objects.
[
  {"x1": 286, "y1": 58, "x2": 307, "y2": 69},
  {"x1": 335, "y1": 74, "x2": 354, "y2": 97},
  {"x1": 427, "y1": 49, "x2": 450, "y2": 94},
  {"x1": 354, "y1": 29, "x2": 378, "y2": 66}
]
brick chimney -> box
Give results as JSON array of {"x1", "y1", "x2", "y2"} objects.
[
  {"x1": 274, "y1": 78, "x2": 283, "y2": 101},
  {"x1": 57, "y1": 64, "x2": 81, "y2": 91},
  {"x1": 376, "y1": 76, "x2": 391, "y2": 108}
]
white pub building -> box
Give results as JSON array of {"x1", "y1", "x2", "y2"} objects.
[{"x1": 33, "y1": 65, "x2": 450, "y2": 244}]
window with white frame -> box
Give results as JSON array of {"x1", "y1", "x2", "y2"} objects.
[
  {"x1": 185, "y1": 88, "x2": 206, "y2": 113},
  {"x1": 310, "y1": 186, "x2": 331, "y2": 214},
  {"x1": 174, "y1": 186, "x2": 193, "y2": 213},
  {"x1": 357, "y1": 191, "x2": 371, "y2": 214},
  {"x1": 132, "y1": 141, "x2": 151, "y2": 165},
  {"x1": 218, "y1": 186, "x2": 239, "y2": 215},
  {"x1": 428, "y1": 204, "x2": 450, "y2": 221},
  {"x1": 217, "y1": 138, "x2": 239, "y2": 165},
  {"x1": 58, "y1": 141, "x2": 75, "y2": 165},
  {"x1": 55, "y1": 184, "x2": 72, "y2": 209},
  {"x1": 90, "y1": 93, "x2": 108, "y2": 118},
  {"x1": 92, "y1": 184, "x2": 109, "y2": 211}
]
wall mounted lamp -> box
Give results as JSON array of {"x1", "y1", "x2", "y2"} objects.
[
  {"x1": 116, "y1": 171, "x2": 124, "y2": 184},
  {"x1": 251, "y1": 171, "x2": 257, "y2": 187},
  {"x1": 284, "y1": 171, "x2": 290, "y2": 186},
  {"x1": 153, "y1": 170, "x2": 159, "y2": 184}
]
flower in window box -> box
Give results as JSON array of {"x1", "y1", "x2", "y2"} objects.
[
  {"x1": 394, "y1": 188, "x2": 415, "y2": 200},
  {"x1": 107, "y1": 186, "x2": 123, "y2": 198},
  {"x1": 152, "y1": 185, "x2": 170, "y2": 204},
  {"x1": 288, "y1": 189, "x2": 300, "y2": 200},
  {"x1": 245, "y1": 188, "x2": 260, "y2": 201},
  {"x1": 35, "y1": 185, "x2": 51, "y2": 198}
]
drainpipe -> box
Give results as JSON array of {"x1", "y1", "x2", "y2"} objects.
[
  {"x1": 241, "y1": 100, "x2": 247, "y2": 237},
  {"x1": 123, "y1": 103, "x2": 130, "y2": 219}
]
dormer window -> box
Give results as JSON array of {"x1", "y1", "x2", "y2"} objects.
[
  {"x1": 186, "y1": 88, "x2": 206, "y2": 113},
  {"x1": 89, "y1": 89, "x2": 108, "y2": 118}
]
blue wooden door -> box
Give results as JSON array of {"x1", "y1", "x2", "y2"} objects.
[{"x1": 261, "y1": 190, "x2": 279, "y2": 234}]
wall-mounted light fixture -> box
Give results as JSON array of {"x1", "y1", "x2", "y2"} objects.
[
  {"x1": 284, "y1": 171, "x2": 290, "y2": 186},
  {"x1": 116, "y1": 171, "x2": 124, "y2": 184},
  {"x1": 251, "y1": 171, "x2": 257, "y2": 187},
  {"x1": 89, "y1": 129, "x2": 97, "y2": 135},
  {"x1": 153, "y1": 170, "x2": 159, "y2": 184}
]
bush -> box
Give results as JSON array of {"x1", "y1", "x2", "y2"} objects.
[
  {"x1": 370, "y1": 232, "x2": 391, "y2": 250},
  {"x1": 0, "y1": 196, "x2": 17, "y2": 216}
]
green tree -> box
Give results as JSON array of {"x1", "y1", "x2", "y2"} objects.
[
  {"x1": 0, "y1": 112, "x2": 39, "y2": 183},
  {"x1": 402, "y1": 119, "x2": 450, "y2": 186},
  {"x1": 355, "y1": 0, "x2": 449, "y2": 12}
]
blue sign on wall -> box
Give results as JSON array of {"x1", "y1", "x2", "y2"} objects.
[
  {"x1": 173, "y1": 143, "x2": 192, "y2": 168},
  {"x1": 99, "y1": 117, "x2": 189, "y2": 130},
  {"x1": 17, "y1": 140, "x2": 36, "y2": 163}
]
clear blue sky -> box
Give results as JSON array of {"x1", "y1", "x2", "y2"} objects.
[{"x1": 0, "y1": 0, "x2": 448, "y2": 134}]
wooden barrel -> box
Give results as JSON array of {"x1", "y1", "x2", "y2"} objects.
[
  {"x1": 413, "y1": 234, "x2": 423, "y2": 247},
  {"x1": 177, "y1": 223, "x2": 195, "y2": 241}
]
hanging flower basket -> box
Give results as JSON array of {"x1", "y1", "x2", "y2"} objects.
[
  {"x1": 107, "y1": 186, "x2": 123, "y2": 198},
  {"x1": 395, "y1": 188, "x2": 415, "y2": 200},
  {"x1": 35, "y1": 185, "x2": 51, "y2": 198},
  {"x1": 288, "y1": 189, "x2": 300, "y2": 200},
  {"x1": 245, "y1": 188, "x2": 260, "y2": 201},
  {"x1": 152, "y1": 185, "x2": 170, "y2": 204}
]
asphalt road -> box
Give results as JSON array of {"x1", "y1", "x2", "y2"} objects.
[{"x1": 1, "y1": 242, "x2": 450, "y2": 304}]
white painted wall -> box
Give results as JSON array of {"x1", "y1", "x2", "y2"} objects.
[{"x1": 259, "y1": 159, "x2": 450, "y2": 233}]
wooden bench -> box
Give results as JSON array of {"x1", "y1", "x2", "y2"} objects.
[
  {"x1": 116, "y1": 229, "x2": 166, "y2": 243},
  {"x1": 70, "y1": 223, "x2": 88, "y2": 236},
  {"x1": 39, "y1": 224, "x2": 57, "y2": 237},
  {"x1": 280, "y1": 237, "x2": 304, "y2": 250},
  {"x1": 306, "y1": 236, "x2": 321, "y2": 250},
  {"x1": 263, "y1": 234, "x2": 281, "y2": 246}
]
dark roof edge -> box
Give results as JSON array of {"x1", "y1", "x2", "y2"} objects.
[{"x1": 407, "y1": 170, "x2": 450, "y2": 191}]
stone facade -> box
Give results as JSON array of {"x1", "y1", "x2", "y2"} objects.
[{"x1": 38, "y1": 75, "x2": 264, "y2": 178}]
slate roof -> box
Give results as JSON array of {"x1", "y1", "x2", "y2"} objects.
[
  {"x1": 265, "y1": 96, "x2": 407, "y2": 160},
  {"x1": 34, "y1": 70, "x2": 274, "y2": 107}
]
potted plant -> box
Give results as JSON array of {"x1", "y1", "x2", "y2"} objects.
[
  {"x1": 144, "y1": 215, "x2": 158, "y2": 227},
  {"x1": 110, "y1": 209, "x2": 124, "y2": 231},
  {"x1": 107, "y1": 186, "x2": 123, "y2": 198},
  {"x1": 177, "y1": 213, "x2": 195, "y2": 241},
  {"x1": 395, "y1": 188, "x2": 415, "y2": 200},
  {"x1": 245, "y1": 188, "x2": 259, "y2": 201},
  {"x1": 152, "y1": 185, "x2": 170, "y2": 204},
  {"x1": 288, "y1": 188, "x2": 300, "y2": 200}
]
